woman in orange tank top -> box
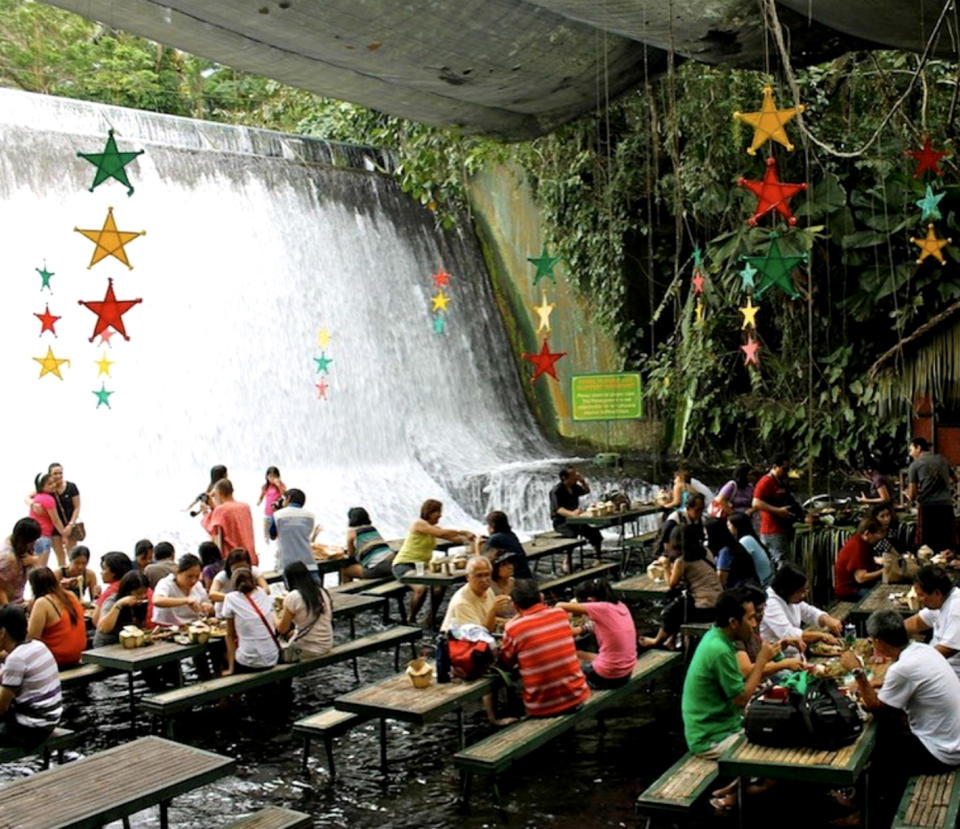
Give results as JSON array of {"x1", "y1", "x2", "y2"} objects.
[{"x1": 27, "y1": 567, "x2": 87, "y2": 667}]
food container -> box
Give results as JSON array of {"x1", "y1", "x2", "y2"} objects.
[
  {"x1": 429, "y1": 558, "x2": 445, "y2": 574},
  {"x1": 452, "y1": 556, "x2": 468, "y2": 570},
  {"x1": 405, "y1": 658, "x2": 434, "y2": 689},
  {"x1": 646, "y1": 562, "x2": 665, "y2": 582},
  {"x1": 188, "y1": 622, "x2": 211, "y2": 645},
  {"x1": 906, "y1": 586, "x2": 921, "y2": 612},
  {"x1": 119, "y1": 626, "x2": 145, "y2": 648}
]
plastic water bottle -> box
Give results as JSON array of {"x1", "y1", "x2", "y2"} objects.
[
  {"x1": 844, "y1": 623, "x2": 857, "y2": 646},
  {"x1": 435, "y1": 633, "x2": 451, "y2": 683}
]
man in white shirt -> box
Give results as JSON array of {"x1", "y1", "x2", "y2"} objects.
[
  {"x1": 841, "y1": 609, "x2": 960, "y2": 826},
  {"x1": 441, "y1": 556, "x2": 511, "y2": 633},
  {"x1": 905, "y1": 565, "x2": 960, "y2": 679},
  {"x1": 759, "y1": 562, "x2": 842, "y2": 654}
]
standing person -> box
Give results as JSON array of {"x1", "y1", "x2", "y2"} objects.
[
  {"x1": 270, "y1": 489, "x2": 319, "y2": 581},
  {"x1": 188, "y1": 464, "x2": 228, "y2": 517},
  {"x1": 834, "y1": 517, "x2": 885, "y2": 600},
  {"x1": 26, "y1": 568, "x2": 86, "y2": 667},
  {"x1": 905, "y1": 565, "x2": 960, "y2": 679},
  {"x1": 275, "y1": 561, "x2": 333, "y2": 659},
  {"x1": 340, "y1": 507, "x2": 395, "y2": 582},
  {"x1": 906, "y1": 437, "x2": 957, "y2": 553},
  {"x1": 256, "y1": 466, "x2": 286, "y2": 544},
  {"x1": 482, "y1": 511, "x2": 531, "y2": 579},
  {"x1": 202, "y1": 479, "x2": 258, "y2": 566},
  {"x1": 710, "y1": 464, "x2": 755, "y2": 518},
  {"x1": 221, "y1": 569, "x2": 279, "y2": 675},
  {"x1": 857, "y1": 460, "x2": 894, "y2": 506},
  {"x1": 133, "y1": 539, "x2": 154, "y2": 573},
  {"x1": 48, "y1": 463, "x2": 81, "y2": 563},
  {"x1": 0, "y1": 518, "x2": 41, "y2": 606},
  {"x1": 144, "y1": 542, "x2": 178, "y2": 589},
  {"x1": 752, "y1": 456, "x2": 796, "y2": 567},
  {"x1": 29, "y1": 473, "x2": 67, "y2": 568},
  {"x1": 0, "y1": 605, "x2": 62, "y2": 747},
  {"x1": 549, "y1": 467, "x2": 603, "y2": 559},
  {"x1": 151, "y1": 554, "x2": 212, "y2": 627}
]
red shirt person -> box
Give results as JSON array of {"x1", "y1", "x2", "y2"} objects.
[
  {"x1": 834, "y1": 517, "x2": 884, "y2": 600},
  {"x1": 752, "y1": 457, "x2": 794, "y2": 567},
  {"x1": 500, "y1": 579, "x2": 590, "y2": 716},
  {"x1": 202, "y1": 479, "x2": 259, "y2": 566}
]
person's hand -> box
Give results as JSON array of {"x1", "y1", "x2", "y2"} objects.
[
  {"x1": 493, "y1": 595, "x2": 512, "y2": 611},
  {"x1": 839, "y1": 650, "x2": 861, "y2": 673},
  {"x1": 187, "y1": 598, "x2": 203, "y2": 613},
  {"x1": 825, "y1": 618, "x2": 843, "y2": 636},
  {"x1": 781, "y1": 636, "x2": 806, "y2": 654},
  {"x1": 779, "y1": 657, "x2": 805, "y2": 672},
  {"x1": 118, "y1": 595, "x2": 139, "y2": 608},
  {"x1": 758, "y1": 640, "x2": 781, "y2": 663},
  {"x1": 200, "y1": 602, "x2": 213, "y2": 617},
  {"x1": 820, "y1": 632, "x2": 841, "y2": 646},
  {"x1": 777, "y1": 506, "x2": 792, "y2": 517},
  {"x1": 572, "y1": 509, "x2": 583, "y2": 516},
  {"x1": 856, "y1": 492, "x2": 867, "y2": 503}
]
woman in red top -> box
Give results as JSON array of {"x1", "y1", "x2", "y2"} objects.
[{"x1": 26, "y1": 567, "x2": 87, "y2": 666}]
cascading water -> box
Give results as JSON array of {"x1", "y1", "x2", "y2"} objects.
[{"x1": 0, "y1": 88, "x2": 630, "y2": 567}]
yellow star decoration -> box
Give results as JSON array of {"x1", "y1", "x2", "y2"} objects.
[
  {"x1": 317, "y1": 328, "x2": 331, "y2": 349},
  {"x1": 733, "y1": 86, "x2": 805, "y2": 155},
  {"x1": 74, "y1": 206, "x2": 145, "y2": 269},
  {"x1": 33, "y1": 346, "x2": 70, "y2": 380},
  {"x1": 739, "y1": 297, "x2": 759, "y2": 329},
  {"x1": 911, "y1": 223, "x2": 952, "y2": 264},
  {"x1": 695, "y1": 299, "x2": 704, "y2": 324},
  {"x1": 95, "y1": 352, "x2": 114, "y2": 377},
  {"x1": 532, "y1": 293, "x2": 555, "y2": 333},
  {"x1": 431, "y1": 290, "x2": 450, "y2": 312}
]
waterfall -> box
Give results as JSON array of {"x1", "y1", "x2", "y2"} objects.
[{"x1": 0, "y1": 88, "x2": 600, "y2": 567}]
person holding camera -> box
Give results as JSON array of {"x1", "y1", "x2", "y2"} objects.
[
  {"x1": 187, "y1": 465, "x2": 228, "y2": 518},
  {"x1": 202, "y1": 478, "x2": 258, "y2": 566}
]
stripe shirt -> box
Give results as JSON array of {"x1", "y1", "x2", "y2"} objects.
[
  {"x1": 1, "y1": 640, "x2": 62, "y2": 729},
  {"x1": 500, "y1": 603, "x2": 590, "y2": 716}
]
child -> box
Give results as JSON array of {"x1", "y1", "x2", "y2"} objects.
[{"x1": 257, "y1": 466, "x2": 286, "y2": 543}]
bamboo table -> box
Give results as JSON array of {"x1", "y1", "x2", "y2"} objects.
[
  {"x1": 334, "y1": 672, "x2": 495, "y2": 768},
  {"x1": 0, "y1": 736, "x2": 235, "y2": 829},
  {"x1": 847, "y1": 583, "x2": 916, "y2": 627}
]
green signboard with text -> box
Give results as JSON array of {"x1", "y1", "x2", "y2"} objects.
[{"x1": 570, "y1": 372, "x2": 643, "y2": 422}]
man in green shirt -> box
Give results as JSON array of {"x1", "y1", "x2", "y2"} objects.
[{"x1": 681, "y1": 587, "x2": 779, "y2": 758}]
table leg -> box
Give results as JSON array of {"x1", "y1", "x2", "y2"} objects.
[
  {"x1": 863, "y1": 764, "x2": 871, "y2": 829},
  {"x1": 456, "y1": 707, "x2": 465, "y2": 748},
  {"x1": 737, "y1": 776, "x2": 745, "y2": 829},
  {"x1": 379, "y1": 718, "x2": 388, "y2": 770},
  {"x1": 159, "y1": 799, "x2": 169, "y2": 829},
  {"x1": 429, "y1": 588, "x2": 439, "y2": 631},
  {"x1": 128, "y1": 673, "x2": 136, "y2": 735}
]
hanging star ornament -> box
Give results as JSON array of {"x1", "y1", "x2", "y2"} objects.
[
  {"x1": 77, "y1": 278, "x2": 142, "y2": 342},
  {"x1": 738, "y1": 157, "x2": 807, "y2": 226},
  {"x1": 739, "y1": 262, "x2": 758, "y2": 291},
  {"x1": 911, "y1": 223, "x2": 952, "y2": 264},
  {"x1": 92, "y1": 384, "x2": 114, "y2": 409},
  {"x1": 739, "y1": 297, "x2": 760, "y2": 330},
  {"x1": 431, "y1": 268, "x2": 451, "y2": 288},
  {"x1": 527, "y1": 244, "x2": 562, "y2": 285},
  {"x1": 691, "y1": 271, "x2": 705, "y2": 294},
  {"x1": 33, "y1": 346, "x2": 70, "y2": 380},
  {"x1": 433, "y1": 313, "x2": 446, "y2": 334},
  {"x1": 692, "y1": 247, "x2": 703, "y2": 269},
  {"x1": 906, "y1": 137, "x2": 947, "y2": 179},
  {"x1": 741, "y1": 336, "x2": 761, "y2": 367},
  {"x1": 76, "y1": 130, "x2": 144, "y2": 196},
  {"x1": 317, "y1": 328, "x2": 331, "y2": 349},
  {"x1": 95, "y1": 352, "x2": 114, "y2": 377},
  {"x1": 74, "y1": 207, "x2": 145, "y2": 269},
  {"x1": 315, "y1": 379, "x2": 329, "y2": 400},
  {"x1": 314, "y1": 353, "x2": 333, "y2": 374},
  {"x1": 521, "y1": 339, "x2": 566, "y2": 382},
  {"x1": 733, "y1": 85, "x2": 805, "y2": 155},
  {"x1": 694, "y1": 299, "x2": 704, "y2": 324},
  {"x1": 97, "y1": 329, "x2": 115, "y2": 348},
  {"x1": 431, "y1": 290, "x2": 450, "y2": 312},
  {"x1": 35, "y1": 264, "x2": 54, "y2": 292},
  {"x1": 916, "y1": 185, "x2": 946, "y2": 222},
  {"x1": 533, "y1": 293, "x2": 555, "y2": 333},
  {"x1": 34, "y1": 305, "x2": 60, "y2": 336},
  {"x1": 743, "y1": 235, "x2": 807, "y2": 300}
]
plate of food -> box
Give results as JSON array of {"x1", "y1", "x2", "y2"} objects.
[{"x1": 808, "y1": 641, "x2": 844, "y2": 657}]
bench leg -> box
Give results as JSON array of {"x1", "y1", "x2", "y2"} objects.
[
  {"x1": 128, "y1": 673, "x2": 137, "y2": 735},
  {"x1": 394, "y1": 643, "x2": 401, "y2": 673},
  {"x1": 456, "y1": 708, "x2": 465, "y2": 748},
  {"x1": 325, "y1": 735, "x2": 337, "y2": 781},
  {"x1": 396, "y1": 595, "x2": 408, "y2": 625},
  {"x1": 301, "y1": 736, "x2": 311, "y2": 773},
  {"x1": 491, "y1": 777, "x2": 502, "y2": 807},
  {"x1": 122, "y1": 818, "x2": 132, "y2": 829},
  {"x1": 159, "y1": 799, "x2": 170, "y2": 829},
  {"x1": 458, "y1": 770, "x2": 473, "y2": 808},
  {"x1": 40, "y1": 747, "x2": 50, "y2": 771},
  {"x1": 379, "y1": 718, "x2": 388, "y2": 770}
]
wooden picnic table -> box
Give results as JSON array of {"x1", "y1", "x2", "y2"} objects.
[
  {"x1": 0, "y1": 735, "x2": 234, "y2": 829},
  {"x1": 387, "y1": 537, "x2": 465, "y2": 553},
  {"x1": 523, "y1": 535, "x2": 583, "y2": 574},
  {"x1": 612, "y1": 573, "x2": 672, "y2": 602},
  {"x1": 847, "y1": 583, "x2": 916, "y2": 626},
  {"x1": 565, "y1": 507, "x2": 653, "y2": 555},
  {"x1": 334, "y1": 671, "x2": 495, "y2": 768},
  {"x1": 330, "y1": 590, "x2": 386, "y2": 638}
]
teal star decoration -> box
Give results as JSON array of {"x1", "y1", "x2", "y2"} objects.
[
  {"x1": 77, "y1": 130, "x2": 144, "y2": 196},
  {"x1": 916, "y1": 185, "x2": 946, "y2": 222},
  {"x1": 433, "y1": 313, "x2": 446, "y2": 334},
  {"x1": 314, "y1": 353, "x2": 333, "y2": 374},
  {"x1": 35, "y1": 263, "x2": 54, "y2": 292},
  {"x1": 692, "y1": 247, "x2": 703, "y2": 269},
  {"x1": 527, "y1": 244, "x2": 562, "y2": 285},
  {"x1": 92, "y1": 383, "x2": 113, "y2": 409},
  {"x1": 739, "y1": 262, "x2": 758, "y2": 291},
  {"x1": 743, "y1": 235, "x2": 807, "y2": 300}
]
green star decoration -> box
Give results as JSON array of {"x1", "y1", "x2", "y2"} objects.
[
  {"x1": 916, "y1": 185, "x2": 946, "y2": 222},
  {"x1": 527, "y1": 244, "x2": 562, "y2": 285},
  {"x1": 93, "y1": 384, "x2": 113, "y2": 409},
  {"x1": 744, "y1": 235, "x2": 807, "y2": 300},
  {"x1": 77, "y1": 130, "x2": 144, "y2": 196},
  {"x1": 692, "y1": 247, "x2": 703, "y2": 269},
  {"x1": 738, "y1": 262, "x2": 758, "y2": 291},
  {"x1": 314, "y1": 353, "x2": 333, "y2": 374},
  {"x1": 35, "y1": 263, "x2": 54, "y2": 292},
  {"x1": 433, "y1": 313, "x2": 446, "y2": 334}
]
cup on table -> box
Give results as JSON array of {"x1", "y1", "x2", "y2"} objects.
[{"x1": 415, "y1": 561, "x2": 426, "y2": 576}]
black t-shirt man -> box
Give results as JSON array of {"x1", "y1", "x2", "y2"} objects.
[{"x1": 550, "y1": 482, "x2": 586, "y2": 529}]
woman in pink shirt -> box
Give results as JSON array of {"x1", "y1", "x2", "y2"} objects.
[
  {"x1": 30, "y1": 473, "x2": 66, "y2": 567},
  {"x1": 557, "y1": 578, "x2": 638, "y2": 689},
  {"x1": 256, "y1": 466, "x2": 286, "y2": 543}
]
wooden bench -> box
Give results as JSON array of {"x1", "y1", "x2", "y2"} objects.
[
  {"x1": 60, "y1": 662, "x2": 114, "y2": 689},
  {"x1": 454, "y1": 649, "x2": 680, "y2": 805},
  {"x1": 635, "y1": 752, "x2": 719, "y2": 827},
  {"x1": 0, "y1": 727, "x2": 80, "y2": 770},
  {"x1": 679, "y1": 622, "x2": 713, "y2": 662},
  {"x1": 293, "y1": 707, "x2": 367, "y2": 778},
  {"x1": 142, "y1": 626, "x2": 421, "y2": 734},
  {"x1": 538, "y1": 562, "x2": 621, "y2": 596},
  {"x1": 223, "y1": 806, "x2": 312, "y2": 829},
  {"x1": 623, "y1": 529, "x2": 660, "y2": 569},
  {"x1": 893, "y1": 771, "x2": 960, "y2": 829},
  {"x1": 329, "y1": 577, "x2": 390, "y2": 594},
  {"x1": 360, "y1": 580, "x2": 410, "y2": 623}
]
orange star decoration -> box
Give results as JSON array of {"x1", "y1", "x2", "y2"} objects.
[
  {"x1": 521, "y1": 340, "x2": 566, "y2": 382},
  {"x1": 911, "y1": 224, "x2": 952, "y2": 265},
  {"x1": 738, "y1": 157, "x2": 807, "y2": 226},
  {"x1": 431, "y1": 269, "x2": 451, "y2": 288},
  {"x1": 74, "y1": 207, "x2": 145, "y2": 269},
  {"x1": 691, "y1": 271, "x2": 705, "y2": 294},
  {"x1": 733, "y1": 86, "x2": 805, "y2": 155},
  {"x1": 906, "y1": 138, "x2": 947, "y2": 179},
  {"x1": 739, "y1": 297, "x2": 759, "y2": 330},
  {"x1": 77, "y1": 278, "x2": 143, "y2": 342},
  {"x1": 741, "y1": 336, "x2": 761, "y2": 367},
  {"x1": 33, "y1": 346, "x2": 70, "y2": 380}
]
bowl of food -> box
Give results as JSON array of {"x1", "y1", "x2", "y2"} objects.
[
  {"x1": 118, "y1": 625, "x2": 146, "y2": 648},
  {"x1": 187, "y1": 621, "x2": 211, "y2": 645},
  {"x1": 405, "y1": 658, "x2": 434, "y2": 689}
]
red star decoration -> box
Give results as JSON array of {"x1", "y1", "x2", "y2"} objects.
[
  {"x1": 98, "y1": 329, "x2": 115, "y2": 347},
  {"x1": 691, "y1": 271, "x2": 705, "y2": 294},
  {"x1": 431, "y1": 268, "x2": 451, "y2": 288},
  {"x1": 741, "y1": 336, "x2": 761, "y2": 367},
  {"x1": 315, "y1": 379, "x2": 329, "y2": 399},
  {"x1": 521, "y1": 339, "x2": 566, "y2": 382},
  {"x1": 34, "y1": 304, "x2": 60, "y2": 336},
  {"x1": 906, "y1": 137, "x2": 947, "y2": 178},
  {"x1": 738, "y1": 157, "x2": 807, "y2": 226},
  {"x1": 77, "y1": 278, "x2": 142, "y2": 342}
]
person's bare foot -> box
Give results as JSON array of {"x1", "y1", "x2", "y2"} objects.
[
  {"x1": 638, "y1": 636, "x2": 661, "y2": 649},
  {"x1": 712, "y1": 781, "x2": 737, "y2": 798},
  {"x1": 709, "y1": 794, "x2": 736, "y2": 812},
  {"x1": 489, "y1": 717, "x2": 519, "y2": 727}
]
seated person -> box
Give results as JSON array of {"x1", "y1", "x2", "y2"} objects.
[
  {"x1": 655, "y1": 493, "x2": 705, "y2": 558},
  {"x1": 151, "y1": 554, "x2": 212, "y2": 627},
  {"x1": 727, "y1": 513, "x2": 773, "y2": 588},
  {"x1": 144, "y1": 541, "x2": 178, "y2": 589},
  {"x1": 905, "y1": 565, "x2": 960, "y2": 679},
  {"x1": 733, "y1": 584, "x2": 806, "y2": 678},
  {"x1": 209, "y1": 548, "x2": 269, "y2": 616},
  {"x1": 557, "y1": 578, "x2": 637, "y2": 689},
  {"x1": 222, "y1": 568, "x2": 278, "y2": 675},
  {"x1": 199, "y1": 541, "x2": 222, "y2": 592},
  {"x1": 490, "y1": 555, "x2": 517, "y2": 618},
  {"x1": 0, "y1": 605, "x2": 62, "y2": 747},
  {"x1": 482, "y1": 511, "x2": 531, "y2": 578},
  {"x1": 834, "y1": 517, "x2": 884, "y2": 600},
  {"x1": 92, "y1": 551, "x2": 134, "y2": 626},
  {"x1": 134, "y1": 538, "x2": 154, "y2": 573},
  {"x1": 708, "y1": 517, "x2": 758, "y2": 588},
  {"x1": 58, "y1": 545, "x2": 100, "y2": 603},
  {"x1": 275, "y1": 561, "x2": 333, "y2": 659},
  {"x1": 549, "y1": 467, "x2": 602, "y2": 558},
  {"x1": 26, "y1": 568, "x2": 86, "y2": 668},
  {"x1": 500, "y1": 578, "x2": 590, "y2": 717},
  {"x1": 840, "y1": 609, "x2": 960, "y2": 827},
  {"x1": 441, "y1": 556, "x2": 511, "y2": 634},
  {"x1": 0, "y1": 518, "x2": 42, "y2": 606},
  {"x1": 340, "y1": 507, "x2": 396, "y2": 582},
  {"x1": 94, "y1": 571, "x2": 150, "y2": 647},
  {"x1": 760, "y1": 562, "x2": 842, "y2": 653}
]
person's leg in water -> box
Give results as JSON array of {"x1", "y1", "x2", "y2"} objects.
[{"x1": 408, "y1": 584, "x2": 427, "y2": 623}]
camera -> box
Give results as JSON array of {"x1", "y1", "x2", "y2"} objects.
[
  {"x1": 271, "y1": 496, "x2": 286, "y2": 512},
  {"x1": 189, "y1": 492, "x2": 210, "y2": 518}
]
